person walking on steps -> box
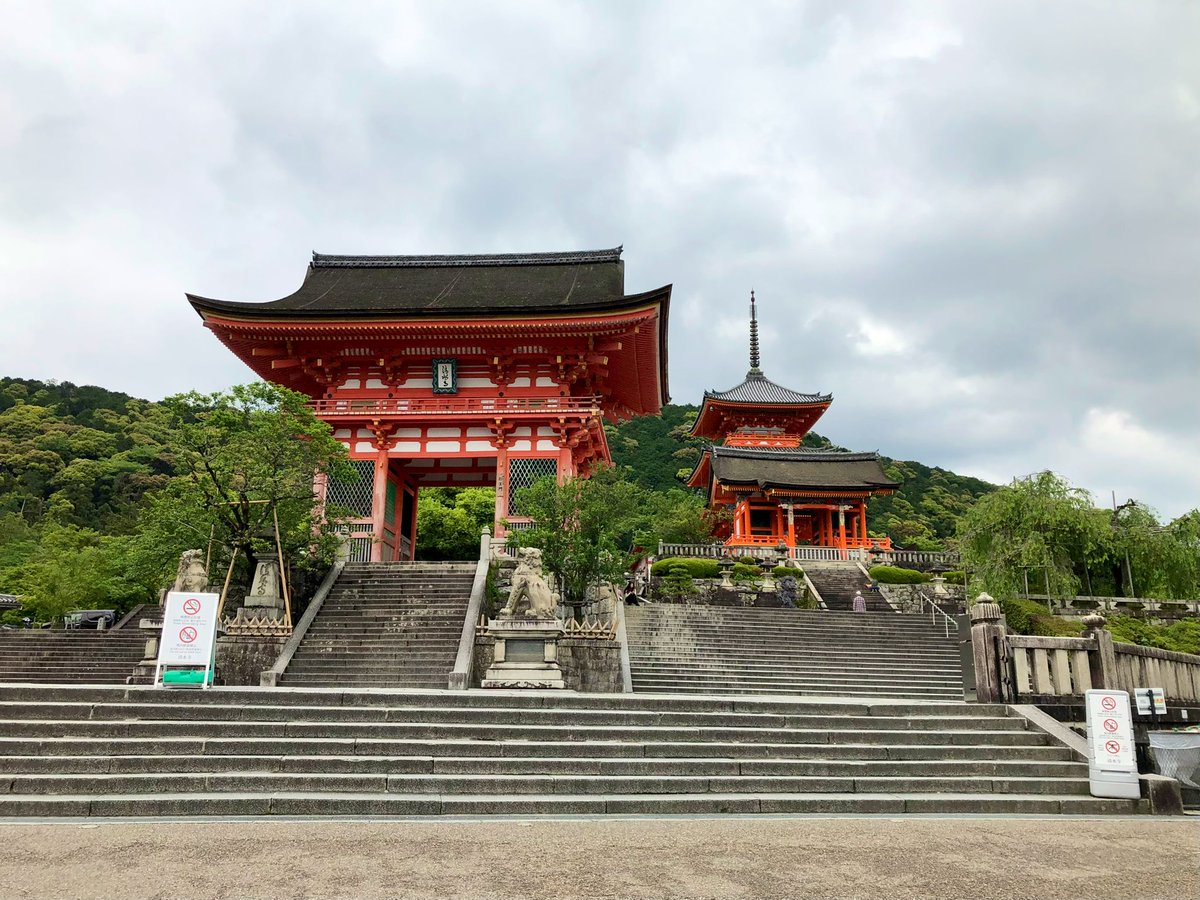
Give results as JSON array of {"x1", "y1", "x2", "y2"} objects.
[{"x1": 852, "y1": 590, "x2": 867, "y2": 613}]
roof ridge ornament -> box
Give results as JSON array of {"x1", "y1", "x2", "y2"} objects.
[{"x1": 748, "y1": 289, "x2": 762, "y2": 375}]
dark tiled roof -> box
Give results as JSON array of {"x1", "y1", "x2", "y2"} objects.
[
  {"x1": 707, "y1": 445, "x2": 899, "y2": 491},
  {"x1": 704, "y1": 370, "x2": 831, "y2": 405},
  {"x1": 312, "y1": 248, "x2": 623, "y2": 268},
  {"x1": 188, "y1": 247, "x2": 664, "y2": 318}
]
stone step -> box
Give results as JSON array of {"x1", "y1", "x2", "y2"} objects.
[
  {"x1": 0, "y1": 702, "x2": 1020, "y2": 730},
  {"x1": 1, "y1": 770, "x2": 1094, "y2": 797},
  {"x1": 0, "y1": 720, "x2": 1049, "y2": 746},
  {"x1": 0, "y1": 754, "x2": 1088, "y2": 778},
  {"x1": 0, "y1": 734, "x2": 1076, "y2": 762},
  {"x1": 0, "y1": 790, "x2": 1140, "y2": 818}
]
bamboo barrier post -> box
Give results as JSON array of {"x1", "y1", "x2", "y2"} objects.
[{"x1": 215, "y1": 547, "x2": 241, "y2": 622}]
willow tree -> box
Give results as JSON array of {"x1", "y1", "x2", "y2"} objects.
[{"x1": 956, "y1": 471, "x2": 1111, "y2": 600}]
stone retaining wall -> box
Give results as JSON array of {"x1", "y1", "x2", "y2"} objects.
[{"x1": 473, "y1": 636, "x2": 622, "y2": 693}]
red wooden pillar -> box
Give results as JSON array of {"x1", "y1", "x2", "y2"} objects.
[
  {"x1": 369, "y1": 446, "x2": 389, "y2": 563},
  {"x1": 494, "y1": 445, "x2": 509, "y2": 538},
  {"x1": 786, "y1": 503, "x2": 795, "y2": 548},
  {"x1": 838, "y1": 506, "x2": 848, "y2": 559},
  {"x1": 557, "y1": 443, "x2": 574, "y2": 484}
]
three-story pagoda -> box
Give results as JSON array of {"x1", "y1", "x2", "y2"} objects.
[{"x1": 686, "y1": 293, "x2": 897, "y2": 555}]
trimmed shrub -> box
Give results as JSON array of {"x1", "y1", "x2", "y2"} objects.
[
  {"x1": 650, "y1": 557, "x2": 719, "y2": 578},
  {"x1": 997, "y1": 597, "x2": 1083, "y2": 637},
  {"x1": 773, "y1": 565, "x2": 805, "y2": 579},
  {"x1": 1108, "y1": 616, "x2": 1200, "y2": 656},
  {"x1": 940, "y1": 570, "x2": 966, "y2": 583},
  {"x1": 731, "y1": 562, "x2": 761, "y2": 583},
  {"x1": 868, "y1": 565, "x2": 930, "y2": 585},
  {"x1": 659, "y1": 564, "x2": 698, "y2": 599}
]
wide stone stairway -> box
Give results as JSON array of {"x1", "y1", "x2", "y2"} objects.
[
  {"x1": 277, "y1": 562, "x2": 473, "y2": 688},
  {"x1": 0, "y1": 684, "x2": 1146, "y2": 817},
  {"x1": 805, "y1": 561, "x2": 894, "y2": 611},
  {"x1": 626, "y1": 604, "x2": 961, "y2": 699},
  {"x1": 0, "y1": 629, "x2": 146, "y2": 685}
]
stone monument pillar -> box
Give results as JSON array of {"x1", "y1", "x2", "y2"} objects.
[
  {"x1": 237, "y1": 559, "x2": 287, "y2": 622},
  {"x1": 482, "y1": 547, "x2": 566, "y2": 689}
]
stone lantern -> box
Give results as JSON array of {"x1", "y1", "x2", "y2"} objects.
[
  {"x1": 718, "y1": 553, "x2": 735, "y2": 589},
  {"x1": 759, "y1": 554, "x2": 777, "y2": 593},
  {"x1": 928, "y1": 562, "x2": 950, "y2": 597}
]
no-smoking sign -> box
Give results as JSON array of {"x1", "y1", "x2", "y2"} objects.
[
  {"x1": 182, "y1": 597, "x2": 202, "y2": 615},
  {"x1": 1101, "y1": 696, "x2": 1117, "y2": 711},
  {"x1": 179, "y1": 626, "x2": 198, "y2": 644},
  {"x1": 1102, "y1": 718, "x2": 1119, "y2": 733}
]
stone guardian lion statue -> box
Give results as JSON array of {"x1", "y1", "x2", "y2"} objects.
[{"x1": 501, "y1": 547, "x2": 559, "y2": 618}]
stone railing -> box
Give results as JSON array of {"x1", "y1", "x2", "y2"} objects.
[
  {"x1": 656, "y1": 542, "x2": 858, "y2": 562},
  {"x1": 888, "y1": 550, "x2": 960, "y2": 569},
  {"x1": 970, "y1": 600, "x2": 1200, "y2": 704},
  {"x1": 1026, "y1": 594, "x2": 1200, "y2": 619}
]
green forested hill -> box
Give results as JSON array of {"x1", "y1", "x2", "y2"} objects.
[{"x1": 607, "y1": 404, "x2": 995, "y2": 549}]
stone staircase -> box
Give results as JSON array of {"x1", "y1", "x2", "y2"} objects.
[
  {"x1": 626, "y1": 604, "x2": 962, "y2": 699},
  {"x1": 806, "y1": 561, "x2": 893, "y2": 611},
  {"x1": 0, "y1": 684, "x2": 1147, "y2": 817},
  {"x1": 277, "y1": 562, "x2": 473, "y2": 689},
  {"x1": 0, "y1": 630, "x2": 146, "y2": 684}
]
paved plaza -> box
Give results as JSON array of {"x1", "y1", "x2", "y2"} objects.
[{"x1": 1, "y1": 815, "x2": 1195, "y2": 900}]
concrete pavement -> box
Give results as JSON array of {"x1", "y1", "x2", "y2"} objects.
[{"x1": 1, "y1": 815, "x2": 1195, "y2": 900}]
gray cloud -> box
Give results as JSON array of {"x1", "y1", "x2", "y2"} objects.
[{"x1": 1, "y1": 0, "x2": 1198, "y2": 517}]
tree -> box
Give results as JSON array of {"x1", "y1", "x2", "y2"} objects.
[
  {"x1": 150, "y1": 383, "x2": 352, "y2": 588},
  {"x1": 416, "y1": 488, "x2": 495, "y2": 560},
  {"x1": 957, "y1": 471, "x2": 1111, "y2": 600},
  {"x1": 506, "y1": 466, "x2": 712, "y2": 615}
]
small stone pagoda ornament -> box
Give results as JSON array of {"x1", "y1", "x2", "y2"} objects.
[{"x1": 483, "y1": 547, "x2": 566, "y2": 689}]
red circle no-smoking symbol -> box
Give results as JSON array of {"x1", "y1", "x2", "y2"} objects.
[
  {"x1": 182, "y1": 598, "x2": 202, "y2": 616},
  {"x1": 1103, "y1": 718, "x2": 1119, "y2": 733},
  {"x1": 1105, "y1": 740, "x2": 1122, "y2": 755},
  {"x1": 179, "y1": 626, "x2": 198, "y2": 644},
  {"x1": 1101, "y1": 696, "x2": 1117, "y2": 711}
]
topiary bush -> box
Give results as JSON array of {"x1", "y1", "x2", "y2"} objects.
[
  {"x1": 868, "y1": 565, "x2": 930, "y2": 585},
  {"x1": 940, "y1": 570, "x2": 966, "y2": 583},
  {"x1": 773, "y1": 565, "x2": 805, "y2": 579},
  {"x1": 649, "y1": 557, "x2": 719, "y2": 578},
  {"x1": 658, "y1": 564, "x2": 698, "y2": 599}
]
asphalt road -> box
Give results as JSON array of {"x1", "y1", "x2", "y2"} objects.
[{"x1": 1, "y1": 815, "x2": 1195, "y2": 900}]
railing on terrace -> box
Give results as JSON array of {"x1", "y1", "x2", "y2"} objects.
[
  {"x1": 311, "y1": 396, "x2": 602, "y2": 417},
  {"x1": 970, "y1": 600, "x2": 1200, "y2": 705},
  {"x1": 656, "y1": 542, "x2": 863, "y2": 562},
  {"x1": 890, "y1": 549, "x2": 960, "y2": 567},
  {"x1": 1025, "y1": 594, "x2": 1200, "y2": 617}
]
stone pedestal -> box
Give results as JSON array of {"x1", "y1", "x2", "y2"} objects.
[
  {"x1": 482, "y1": 617, "x2": 566, "y2": 689},
  {"x1": 239, "y1": 559, "x2": 286, "y2": 622}
]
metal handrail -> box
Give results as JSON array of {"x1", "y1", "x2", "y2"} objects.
[{"x1": 915, "y1": 589, "x2": 958, "y2": 638}]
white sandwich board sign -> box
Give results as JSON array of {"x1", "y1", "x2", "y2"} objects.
[
  {"x1": 155, "y1": 591, "x2": 220, "y2": 688},
  {"x1": 1085, "y1": 689, "x2": 1139, "y2": 799}
]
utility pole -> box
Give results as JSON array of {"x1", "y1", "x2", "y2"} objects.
[{"x1": 1112, "y1": 491, "x2": 1136, "y2": 599}]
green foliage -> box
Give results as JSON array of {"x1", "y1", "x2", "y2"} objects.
[
  {"x1": 0, "y1": 378, "x2": 352, "y2": 621},
  {"x1": 959, "y1": 471, "x2": 1200, "y2": 602},
  {"x1": 659, "y1": 564, "x2": 698, "y2": 599},
  {"x1": 1107, "y1": 616, "x2": 1200, "y2": 656},
  {"x1": 773, "y1": 565, "x2": 805, "y2": 578},
  {"x1": 650, "y1": 557, "x2": 719, "y2": 578},
  {"x1": 869, "y1": 565, "x2": 930, "y2": 584},
  {"x1": 506, "y1": 466, "x2": 644, "y2": 612},
  {"x1": 607, "y1": 405, "x2": 708, "y2": 492},
  {"x1": 10, "y1": 524, "x2": 148, "y2": 622},
  {"x1": 416, "y1": 488, "x2": 494, "y2": 560},
  {"x1": 731, "y1": 562, "x2": 761, "y2": 583}
]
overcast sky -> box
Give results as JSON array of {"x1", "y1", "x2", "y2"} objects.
[{"x1": 2, "y1": 1, "x2": 1198, "y2": 518}]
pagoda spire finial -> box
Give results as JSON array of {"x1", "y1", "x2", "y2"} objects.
[{"x1": 748, "y1": 290, "x2": 761, "y2": 374}]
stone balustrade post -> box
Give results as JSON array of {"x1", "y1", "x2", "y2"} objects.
[
  {"x1": 1082, "y1": 613, "x2": 1118, "y2": 690},
  {"x1": 969, "y1": 593, "x2": 1009, "y2": 703}
]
